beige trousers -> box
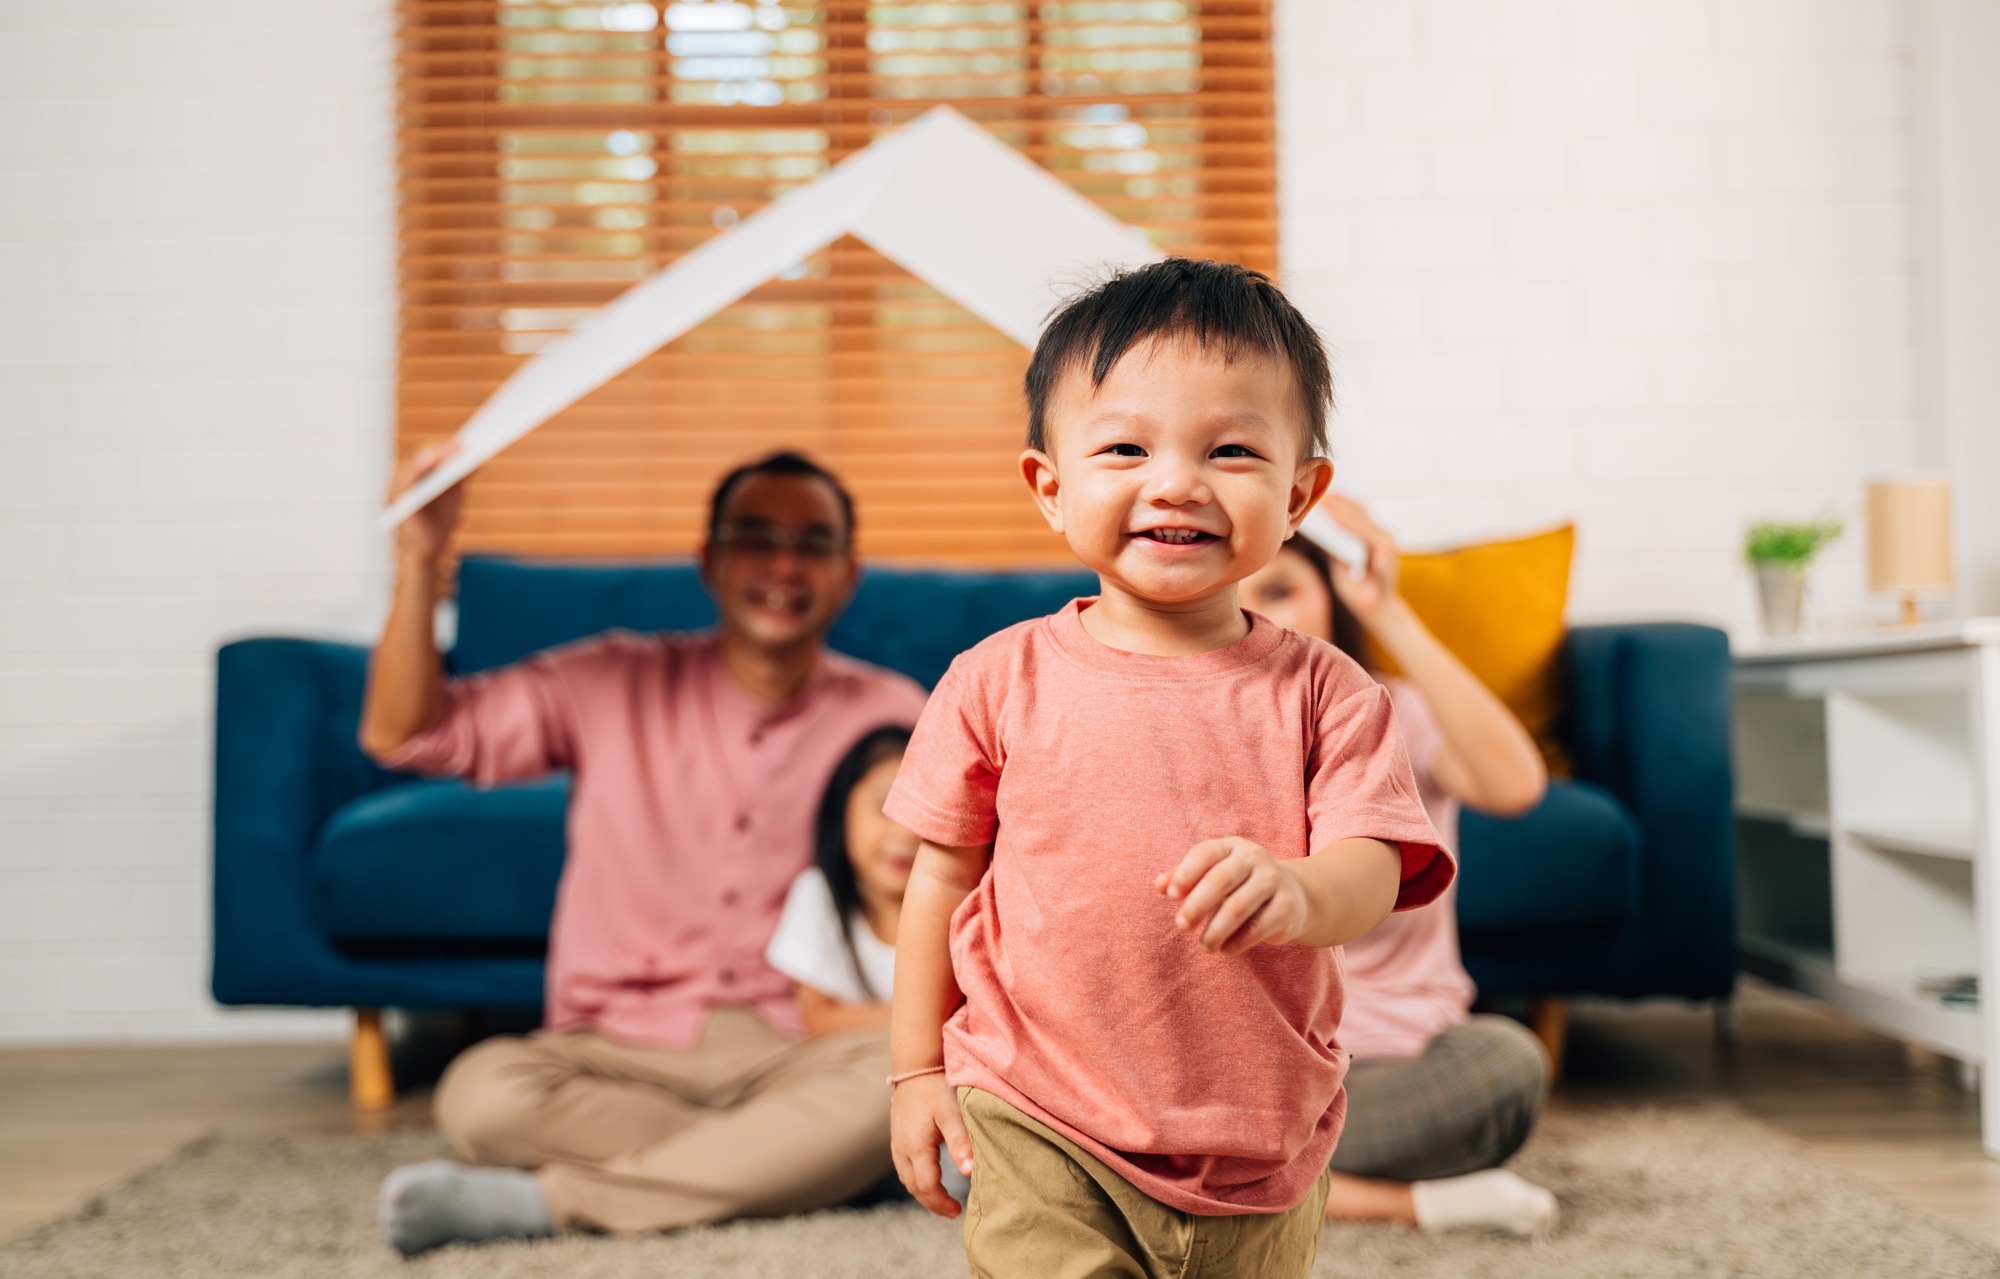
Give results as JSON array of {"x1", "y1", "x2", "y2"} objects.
[
  {"x1": 433, "y1": 1008, "x2": 893, "y2": 1234},
  {"x1": 958, "y1": 1087, "x2": 1331, "y2": 1279}
]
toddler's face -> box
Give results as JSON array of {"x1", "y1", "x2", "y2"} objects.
[{"x1": 1024, "y1": 337, "x2": 1329, "y2": 607}]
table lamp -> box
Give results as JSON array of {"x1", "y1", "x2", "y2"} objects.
[{"x1": 1867, "y1": 478, "x2": 1953, "y2": 625}]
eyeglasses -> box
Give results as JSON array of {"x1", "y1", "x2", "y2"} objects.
[{"x1": 712, "y1": 521, "x2": 849, "y2": 560}]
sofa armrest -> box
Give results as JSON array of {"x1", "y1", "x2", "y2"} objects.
[
  {"x1": 1558, "y1": 622, "x2": 1737, "y2": 997},
  {"x1": 212, "y1": 638, "x2": 400, "y2": 1005}
]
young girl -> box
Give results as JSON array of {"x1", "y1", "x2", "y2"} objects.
[
  {"x1": 766, "y1": 725, "x2": 916, "y2": 1035},
  {"x1": 1240, "y1": 495, "x2": 1559, "y2": 1236},
  {"x1": 765, "y1": 724, "x2": 972, "y2": 1204}
]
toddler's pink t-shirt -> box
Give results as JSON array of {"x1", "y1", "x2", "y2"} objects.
[{"x1": 884, "y1": 600, "x2": 1451, "y2": 1216}]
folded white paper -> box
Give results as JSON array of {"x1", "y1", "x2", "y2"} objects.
[{"x1": 383, "y1": 106, "x2": 1165, "y2": 527}]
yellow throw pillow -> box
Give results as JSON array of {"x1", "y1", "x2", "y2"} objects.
[{"x1": 1362, "y1": 523, "x2": 1575, "y2": 776}]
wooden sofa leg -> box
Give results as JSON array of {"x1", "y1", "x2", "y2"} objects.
[
  {"x1": 351, "y1": 1008, "x2": 395, "y2": 1111},
  {"x1": 1530, "y1": 997, "x2": 1569, "y2": 1083}
]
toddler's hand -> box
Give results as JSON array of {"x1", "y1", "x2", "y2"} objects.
[
  {"x1": 890, "y1": 1072, "x2": 974, "y2": 1219},
  {"x1": 1157, "y1": 837, "x2": 1310, "y2": 956}
]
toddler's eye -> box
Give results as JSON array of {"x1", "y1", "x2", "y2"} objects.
[
  {"x1": 1102, "y1": 443, "x2": 1147, "y2": 457},
  {"x1": 1210, "y1": 444, "x2": 1259, "y2": 459}
]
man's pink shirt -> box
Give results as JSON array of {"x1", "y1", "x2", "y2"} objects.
[
  {"x1": 884, "y1": 600, "x2": 1451, "y2": 1216},
  {"x1": 386, "y1": 631, "x2": 928, "y2": 1047}
]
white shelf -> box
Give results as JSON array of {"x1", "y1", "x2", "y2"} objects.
[
  {"x1": 1846, "y1": 820, "x2": 1977, "y2": 862},
  {"x1": 1733, "y1": 629, "x2": 2000, "y2": 1155},
  {"x1": 1734, "y1": 617, "x2": 2000, "y2": 665},
  {"x1": 1737, "y1": 805, "x2": 1832, "y2": 839},
  {"x1": 1741, "y1": 934, "x2": 1984, "y2": 1063}
]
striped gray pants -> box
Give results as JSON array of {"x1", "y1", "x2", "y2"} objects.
[{"x1": 1330, "y1": 1014, "x2": 1549, "y2": 1182}]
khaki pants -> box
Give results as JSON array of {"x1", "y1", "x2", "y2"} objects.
[
  {"x1": 958, "y1": 1088, "x2": 1330, "y2": 1279},
  {"x1": 433, "y1": 1008, "x2": 892, "y2": 1234}
]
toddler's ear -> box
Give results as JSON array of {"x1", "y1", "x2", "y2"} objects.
[
  {"x1": 1287, "y1": 456, "x2": 1335, "y2": 533},
  {"x1": 1019, "y1": 449, "x2": 1066, "y2": 534}
]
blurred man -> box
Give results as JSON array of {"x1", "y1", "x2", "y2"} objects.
[{"x1": 360, "y1": 448, "x2": 926, "y2": 1255}]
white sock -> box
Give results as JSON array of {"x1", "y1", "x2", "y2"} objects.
[
  {"x1": 1410, "y1": 1169, "x2": 1557, "y2": 1236},
  {"x1": 378, "y1": 1160, "x2": 555, "y2": 1256}
]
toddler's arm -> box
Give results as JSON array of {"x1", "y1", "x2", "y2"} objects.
[
  {"x1": 889, "y1": 839, "x2": 991, "y2": 1219},
  {"x1": 1159, "y1": 836, "x2": 1401, "y2": 955}
]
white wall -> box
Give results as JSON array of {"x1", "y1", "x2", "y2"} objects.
[
  {"x1": 0, "y1": 0, "x2": 1982, "y2": 1041},
  {"x1": 0, "y1": 1, "x2": 394, "y2": 1040},
  {"x1": 1277, "y1": 0, "x2": 1928, "y2": 633},
  {"x1": 1914, "y1": 0, "x2": 2000, "y2": 614}
]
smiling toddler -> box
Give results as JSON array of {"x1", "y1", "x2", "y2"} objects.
[{"x1": 882, "y1": 259, "x2": 1454, "y2": 1279}]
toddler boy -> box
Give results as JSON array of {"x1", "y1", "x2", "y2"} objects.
[{"x1": 884, "y1": 259, "x2": 1452, "y2": 1279}]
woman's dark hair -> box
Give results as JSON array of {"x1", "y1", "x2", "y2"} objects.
[
  {"x1": 1282, "y1": 534, "x2": 1370, "y2": 670},
  {"x1": 813, "y1": 724, "x2": 913, "y2": 1001}
]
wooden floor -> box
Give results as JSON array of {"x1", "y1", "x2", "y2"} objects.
[{"x1": 4, "y1": 978, "x2": 2000, "y2": 1246}]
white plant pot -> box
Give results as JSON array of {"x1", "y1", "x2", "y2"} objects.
[{"x1": 1754, "y1": 563, "x2": 1807, "y2": 638}]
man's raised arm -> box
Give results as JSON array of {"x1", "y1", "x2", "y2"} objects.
[{"x1": 359, "y1": 445, "x2": 467, "y2": 763}]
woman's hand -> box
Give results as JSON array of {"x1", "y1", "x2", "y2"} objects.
[
  {"x1": 1318, "y1": 493, "x2": 1402, "y2": 624},
  {"x1": 890, "y1": 1073, "x2": 973, "y2": 1219}
]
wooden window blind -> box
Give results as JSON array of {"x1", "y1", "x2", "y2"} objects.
[{"x1": 398, "y1": 0, "x2": 1275, "y2": 563}]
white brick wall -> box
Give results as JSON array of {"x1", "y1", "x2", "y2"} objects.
[
  {"x1": 1277, "y1": 0, "x2": 1927, "y2": 632},
  {"x1": 0, "y1": 0, "x2": 393, "y2": 1041}
]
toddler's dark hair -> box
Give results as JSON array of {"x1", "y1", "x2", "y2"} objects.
[
  {"x1": 1024, "y1": 259, "x2": 1332, "y2": 457},
  {"x1": 813, "y1": 724, "x2": 913, "y2": 1001}
]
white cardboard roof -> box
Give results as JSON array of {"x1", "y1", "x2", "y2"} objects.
[{"x1": 384, "y1": 106, "x2": 1166, "y2": 526}]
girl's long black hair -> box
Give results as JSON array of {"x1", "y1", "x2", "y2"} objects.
[
  {"x1": 813, "y1": 724, "x2": 914, "y2": 1001},
  {"x1": 1282, "y1": 533, "x2": 1371, "y2": 669}
]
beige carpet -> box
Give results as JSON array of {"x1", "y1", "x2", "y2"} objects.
[{"x1": 4, "y1": 1105, "x2": 1996, "y2": 1278}]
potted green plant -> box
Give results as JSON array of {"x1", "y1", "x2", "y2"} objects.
[{"x1": 1744, "y1": 516, "x2": 1843, "y2": 638}]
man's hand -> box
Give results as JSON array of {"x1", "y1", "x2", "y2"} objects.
[
  {"x1": 890, "y1": 1073, "x2": 974, "y2": 1219},
  {"x1": 391, "y1": 442, "x2": 467, "y2": 566},
  {"x1": 1157, "y1": 837, "x2": 1311, "y2": 956}
]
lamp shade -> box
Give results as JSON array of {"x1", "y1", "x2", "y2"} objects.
[{"x1": 1866, "y1": 478, "x2": 1953, "y2": 593}]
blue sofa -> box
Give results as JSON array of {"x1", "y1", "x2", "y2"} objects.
[{"x1": 213, "y1": 557, "x2": 1735, "y2": 1035}]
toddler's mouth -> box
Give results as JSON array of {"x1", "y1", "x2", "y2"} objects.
[{"x1": 1133, "y1": 528, "x2": 1219, "y2": 546}]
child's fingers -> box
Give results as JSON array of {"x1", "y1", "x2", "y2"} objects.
[
  {"x1": 1160, "y1": 837, "x2": 1241, "y2": 903},
  {"x1": 937, "y1": 1097, "x2": 976, "y2": 1177},
  {"x1": 1216, "y1": 896, "x2": 1289, "y2": 956},
  {"x1": 1199, "y1": 872, "x2": 1276, "y2": 950},
  {"x1": 910, "y1": 1148, "x2": 962, "y2": 1219},
  {"x1": 1172, "y1": 847, "x2": 1255, "y2": 931},
  {"x1": 896, "y1": 1133, "x2": 955, "y2": 1218}
]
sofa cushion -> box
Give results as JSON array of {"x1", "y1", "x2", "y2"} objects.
[
  {"x1": 1456, "y1": 778, "x2": 1641, "y2": 933},
  {"x1": 832, "y1": 566, "x2": 1098, "y2": 688},
  {"x1": 314, "y1": 776, "x2": 568, "y2": 950},
  {"x1": 1363, "y1": 523, "x2": 1575, "y2": 776},
  {"x1": 453, "y1": 557, "x2": 715, "y2": 676},
  {"x1": 452, "y1": 555, "x2": 1099, "y2": 689}
]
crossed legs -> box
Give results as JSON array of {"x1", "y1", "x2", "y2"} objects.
[{"x1": 434, "y1": 1008, "x2": 894, "y2": 1234}]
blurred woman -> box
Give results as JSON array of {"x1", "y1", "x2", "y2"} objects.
[{"x1": 1241, "y1": 495, "x2": 1556, "y2": 1235}]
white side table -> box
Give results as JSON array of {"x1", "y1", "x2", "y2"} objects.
[{"x1": 1734, "y1": 620, "x2": 2000, "y2": 1156}]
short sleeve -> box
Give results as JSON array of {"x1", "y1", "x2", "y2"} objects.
[
  {"x1": 882, "y1": 658, "x2": 1002, "y2": 848},
  {"x1": 379, "y1": 635, "x2": 630, "y2": 784},
  {"x1": 1307, "y1": 673, "x2": 1455, "y2": 912},
  {"x1": 764, "y1": 868, "x2": 868, "y2": 1005},
  {"x1": 1382, "y1": 678, "x2": 1443, "y2": 792}
]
